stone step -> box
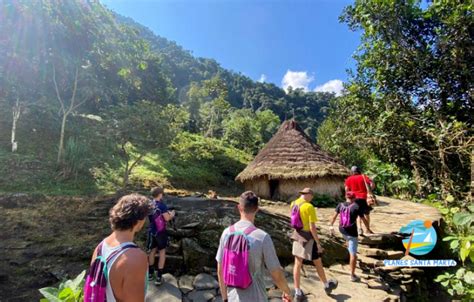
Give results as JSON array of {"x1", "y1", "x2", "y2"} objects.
[
  {"x1": 365, "y1": 279, "x2": 390, "y2": 291},
  {"x1": 358, "y1": 247, "x2": 404, "y2": 260},
  {"x1": 359, "y1": 233, "x2": 401, "y2": 246},
  {"x1": 146, "y1": 274, "x2": 181, "y2": 302},
  {"x1": 358, "y1": 255, "x2": 385, "y2": 268},
  {"x1": 329, "y1": 263, "x2": 379, "y2": 280}
]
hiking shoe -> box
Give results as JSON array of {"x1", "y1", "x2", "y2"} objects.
[
  {"x1": 294, "y1": 292, "x2": 305, "y2": 302},
  {"x1": 350, "y1": 275, "x2": 360, "y2": 282},
  {"x1": 324, "y1": 279, "x2": 338, "y2": 295},
  {"x1": 154, "y1": 274, "x2": 163, "y2": 286}
]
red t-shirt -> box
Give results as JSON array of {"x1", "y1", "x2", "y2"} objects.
[{"x1": 345, "y1": 174, "x2": 373, "y2": 199}]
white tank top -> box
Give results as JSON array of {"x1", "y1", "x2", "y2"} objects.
[{"x1": 101, "y1": 241, "x2": 135, "y2": 302}]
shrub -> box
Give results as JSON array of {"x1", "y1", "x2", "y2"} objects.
[
  {"x1": 433, "y1": 198, "x2": 474, "y2": 300},
  {"x1": 39, "y1": 270, "x2": 85, "y2": 302},
  {"x1": 311, "y1": 193, "x2": 341, "y2": 208}
]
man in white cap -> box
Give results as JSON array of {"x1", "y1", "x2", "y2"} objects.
[{"x1": 290, "y1": 188, "x2": 338, "y2": 301}]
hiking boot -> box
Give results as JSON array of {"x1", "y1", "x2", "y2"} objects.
[
  {"x1": 155, "y1": 276, "x2": 163, "y2": 285},
  {"x1": 324, "y1": 279, "x2": 338, "y2": 295},
  {"x1": 154, "y1": 273, "x2": 163, "y2": 286},
  {"x1": 294, "y1": 291, "x2": 305, "y2": 302},
  {"x1": 350, "y1": 274, "x2": 360, "y2": 282}
]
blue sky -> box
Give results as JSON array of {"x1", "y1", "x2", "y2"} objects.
[{"x1": 102, "y1": 0, "x2": 360, "y2": 95}]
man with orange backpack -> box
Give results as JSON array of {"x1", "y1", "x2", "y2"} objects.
[
  {"x1": 146, "y1": 186, "x2": 175, "y2": 285},
  {"x1": 290, "y1": 188, "x2": 338, "y2": 301},
  {"x1": 216, "y1": 191, "x2": 292, "y2": 302}
]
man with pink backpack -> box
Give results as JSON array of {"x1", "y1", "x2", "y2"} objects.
[
  {"x1": 146, "y1": 186, "x2": 176, "y2": 285},
  {"x1": 84, "y1": 193, "x2": 153, "y2": 302},
  {"x1": 329, "y1": 191, "x2": 373, "y2": 281},
  {"x1": 216, "y1": 191, "x2": 293, "y2": 302}
]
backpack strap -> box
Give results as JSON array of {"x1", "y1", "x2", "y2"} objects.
[
  {"x1": 229, "y1": 224, "x2": 256, "y2": 235},
  {"x1": 243, "y1": 225, "x2": 256, "y2": 235},
  {"x1": 362, "y1": 174, "x2": 373, "y2": 192},
  {"x1": 96, "y1": 241, "x2": 104, "y2": 257},
  {"x1": 105, "y1": 243, "x2": 137, "y2": 263}
]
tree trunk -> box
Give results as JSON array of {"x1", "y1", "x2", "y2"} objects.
[
  {"x1": 122, "y1": 153, "x2": 145, "y2": 189},
  {"x1": 11, "y1": 98, "x2": 21, "y2": 153},
  {"x1": 123, "y1": 165, "x2": 130, "y2": 189},
  {"x1": 57, "y1": 114, "x2": 68, "y2": 164},
  {"x1": 410, "y1": 159, "x2": 423, "y2": 197},
  {"x1": 471, "y1": 149, "x2": 473, "y2": 203},
  {"x1": 206, "y1": 110, "x2": 214, "y2": 138}
]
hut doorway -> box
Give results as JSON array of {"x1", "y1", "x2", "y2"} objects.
[{"x1": 269, "y1": 179, "x2": 279, "y2": 199}]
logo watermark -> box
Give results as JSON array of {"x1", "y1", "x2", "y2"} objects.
[
  {"x1": 383, "y1": 259, "x2": 457, "y2": 267},
  {"x1": 400, "y1": 220, "x2": 437, "y2": 256}
]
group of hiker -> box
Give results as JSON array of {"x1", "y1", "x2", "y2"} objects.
[{"x1": 84, "y1": 166, "x2": 375, "y2": 302}]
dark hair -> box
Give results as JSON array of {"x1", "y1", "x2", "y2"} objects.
[
  {"x1": 351, "y1": 166, "x2": 361, "y2": 174},
  {"x1": 109, "y1": 194, "x2": 153, "y2": 231},
  {"x1": 151, "y1": 186, "x2": 164, "y2": 198},
  {"x1": 239, "y1": 191, "x2": 259, "y2": 213}
]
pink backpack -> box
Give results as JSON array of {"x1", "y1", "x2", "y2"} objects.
[
  {"x1": 339, "y1": 203, "x2": 354, "y2": 228},
  {"x1": 154, "y1": 208, "x2": 166, "y2": 233},
  {"x1": 222, "y1": 224, "x2": 256, "y2": 289},
  {"x1": 290, "y1": 202, "x2": 304, "y2": 230},
  {"x1": 84, "y1": 242, "x2": 137, "y2": 302}
]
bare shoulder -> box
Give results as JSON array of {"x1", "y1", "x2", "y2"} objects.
[{"x1": 115, "y1": 248, "x2": 147, "y2": 270}]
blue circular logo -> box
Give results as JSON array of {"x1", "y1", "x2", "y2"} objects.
[{"x1": 399, "y1": 220, "x2": 437, "y2": 256}]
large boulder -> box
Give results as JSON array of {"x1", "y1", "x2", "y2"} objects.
[{"x1": 155, "y1": 196, "x2": 347, "y2": 273}]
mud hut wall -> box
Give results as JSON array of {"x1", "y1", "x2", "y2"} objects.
[
  {"x1": 278, "y1": 176, "x2": 345, "y2": 201},
  {"x1": 244, "y1": 178, "x2": 270, "y2": 199}
]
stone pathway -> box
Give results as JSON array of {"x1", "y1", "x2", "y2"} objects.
[
  {"x1": 258, "y1": 195, "x2": 442, "y2": 302},
  {"x1": 145, "y1": 266, "x2": 397, "y2": 302},
  {"x1": 145, "y1": 195, "x2": 441, "y2": 301},
  {"x1": 260, "y1": 195, "x2": 442, "y2": 235}
]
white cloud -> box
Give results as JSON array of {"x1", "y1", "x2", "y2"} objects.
[
  {"x1": 314, "y1": 79, "x2": 344, "y2": 96},
  {"x1": 258, "y1": 74, "x2": 267, "y2": 83},
  {"x1": 281, "y1": 70, "x2": 314, "y2": 92}
]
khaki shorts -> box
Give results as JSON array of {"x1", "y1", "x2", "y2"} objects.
[{"x1": 292, "y1": 239, "x2": 320, "y2": 261}]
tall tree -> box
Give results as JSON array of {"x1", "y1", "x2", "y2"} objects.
[
  {"x1": 0, "y1": 0, "x2": 47, "y2": 152},
  {"x1": 320, "y1": 0, "x2": 473, "y2": 198},
  {"x1": 106, "y1": 101, "x2": 188, "y2": 188},
  {"x1": 51, "y1": 62, "x2": 95, "y2": 163}
]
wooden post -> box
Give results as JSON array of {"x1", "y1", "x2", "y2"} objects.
[{"x1": 405, "y1": 229, "x2": 415, "y2": 256}]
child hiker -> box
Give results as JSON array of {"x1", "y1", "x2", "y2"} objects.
[
  {"x1": 329, "y1": 191, "x2": 373, "y2": 281},
  {"x1": 146, "y1": 187, "x2": 175, "y2": 285}
]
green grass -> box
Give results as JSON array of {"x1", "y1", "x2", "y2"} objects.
[{"x1": 0, "y1": 132, "x2": 252, "y2": 195}]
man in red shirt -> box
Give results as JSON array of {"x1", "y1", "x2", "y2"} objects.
[{"x1": 344, "y1": 166, "x2": 375, "y2": 235}]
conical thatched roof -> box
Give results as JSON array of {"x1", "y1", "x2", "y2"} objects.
[{"x1": 236, "y1": 120, "x2": 349, "y2": 182}]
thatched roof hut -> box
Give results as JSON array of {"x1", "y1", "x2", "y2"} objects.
[{"x1": 236, "y1": 120, "x2": 349, "y2": 201}]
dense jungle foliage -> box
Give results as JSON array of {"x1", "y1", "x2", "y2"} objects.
[
  {"x1": 0, "y1": 1, "x2": 472, "y2": 299},
  {"x1": 0, "y1": 0, "x2": 333, "y2": 193}
]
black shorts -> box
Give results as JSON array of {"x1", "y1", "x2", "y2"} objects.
[
  {"x1": 147, "y1": 231, "x2": 169, "y2": 251},
  {"x1": 310, "y1": 240, "x2": 321, "y2": 261},
  {"x1": 355, "y1": 198, "x2": 373, "y2": 215}
]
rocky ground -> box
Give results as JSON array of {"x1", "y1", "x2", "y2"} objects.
[
  {"x1": 0, "y1": 193, "x2": 445, "y2": 301},
  {"x1": 257, "y1": 196, "x2": 445, "y2": 302}
]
